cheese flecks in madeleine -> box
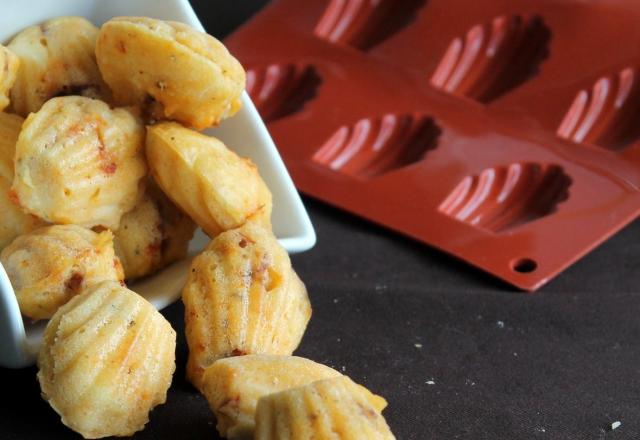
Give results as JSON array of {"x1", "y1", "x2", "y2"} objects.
[
  {"x1": 0, "y1": 46, "x2": 19, "y2": 111},
  {"x1": 96, "y1": 17, "x2": 245, "y2": 129},
  {"x1": 0, "y1": 112, "x2": 43, "y2": 250},
  {"x1": 255, "y1": 376, "x2": 394, "y2": 440},
  {"x1": 146, "y1": 122, "x2": 272, "y2": 237},
  {"x1": 38, "y1": 281, "x2": 176, "y2": 439},
  {"x1": 113, "y1": 182, "x2": 196, "y2": 280},
  {"x1": 0, "y1": 225, "x2": 123, "y2": 320},
  {"x1": 183, "y1": 219, "x2": 311, "y2": 390},
  {"x1": 201, "y1": 355, "x2": 386, "y2": 439},
  {"x1": 8, "y1": 16, "x2": 110, "y2": 116},
  {"x1": 12, "y1": 96, "x2": 147, "y2": 229}
]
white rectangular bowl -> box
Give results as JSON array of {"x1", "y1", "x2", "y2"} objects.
[{"x1": 0, "y1": 0, "x2": 315, "y2": 368}]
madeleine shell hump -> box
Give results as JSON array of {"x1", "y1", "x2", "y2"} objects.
[
  {"x1": 0, "y1": 224, "x2": 123, "y2": 320},
  {"x1": 0, "y1": 112, "x2": 43, "y2": 250},
  {"x1": 146, "y1": 122, "x2": 272, "y2": 237},
  {"x1": 96, "y1": 16, "x2": 245, "y2": 129},
  {"x1": 254, "y1": 376, "x2": 394, "y2": 440},
  {"x1": 201, "y1": 355, "x2": 342, "y2": 439},
  {"x1": 38, "y1": 280, "x2": 176, "y2": 439},
  {"x1": 183, "y1": 220, "x2": 311, "y2": 390},
  {"x1": 11, "y1": 96, "x2": 147, "y2": 229},
  {"x1": 8, "y1": 16, "x2": 110, "y2": 116},
  {"x1": 0, "y1": 45, "x2": 19, "y2": 111}
]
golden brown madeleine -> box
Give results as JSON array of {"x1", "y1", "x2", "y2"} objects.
[
  {"x1": 96, "y1": 17, "x2": 245, "y2": 129},
  {"x1": 8, "y1": 16, "x2": 110, "y2": 116},
  {"x1": 0, "y1": 112, "x2": 43, "y2": 250},
  {"x1": 38, "y1": 280, "x2": 176, "y2": 439},
  {"x1": 255, "y1": 376, "x2": 394, "y2": 440},
  {"x1": 0, "y1": 45, "x2": 19, "y2": 111},
  {"x1": 113, "y1": 182, "x2": 196, "y2": 279},
  {"x1": 183, "y1": 219, "x2": 311, "y2": 390},
  {"x1": 146, "y1": 122, "x2": 272, "y2": 237},
  {"x1": 12, "y1": 96, "x2": 147, "y2": 229},
  {"x1": 0, "y1": 224, "x2": 123, "y2": 320},
  {"x1": 202, "y1": 355, "x2": 388, "y2": 439}
]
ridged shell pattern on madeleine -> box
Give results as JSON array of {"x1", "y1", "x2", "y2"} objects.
[
  {"x1": 0, "y1": 224, "x2": 123, "y2": 320},
  {"x1": 255, "y1": 376, "x2": 395, "y2": 440},
  {"x1": 201, "y1": 355, "x2": 386, "y2": 439},
  {"x1": 12, "y1": 96, "x2": 147, "y2": 229},
  {"x1": 0, "y1": 45, "x2": 19, "y2": 111},
  {"x1": 113, "y1": 182, "x2": 196, "y2": 280},
  {"x1": 0, "y1": 112, "x2": 42, "y2": 250},
  {"x1": 96, "y1": 17, "x2": 245, "y2": 129},
  {"x1": 146, "y1": 122, "x2": 272, "y2": 237},
  {"x1": 8, "y1": 16, "x2": 110, "y2": 116},
  {"x1": 38, "y1": 280, "x2": 176, "y2": 439},
  {"x1": 183, "y1": 218, "x2": 311, "y2": 390}
]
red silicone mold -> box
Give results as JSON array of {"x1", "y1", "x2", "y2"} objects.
[{"x1": 225, "y1": 0, "x2": 640, "y2": 291}]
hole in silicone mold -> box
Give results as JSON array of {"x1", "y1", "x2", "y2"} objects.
[
  {"x1": 430, "y1": 14, "x2": 551, "y2": 103},
  {"x1": 511, "y1": 258, "x2": 537, "y2": 273},
  {"x1": 557, "y1": 67, "x2": 640, "y2": 151},
  {"x1": 439, "y1": 163, "x2": 571, "y2": 233},
  {"x1": 314, "y1": 0, "x2": 426, "y2": 50},
  {"x1": 246, "y1": 63, "x2": 321, "y2": 123},
  {"x1": 313, "y1": 113, "x2": 441, "y2": 179}
]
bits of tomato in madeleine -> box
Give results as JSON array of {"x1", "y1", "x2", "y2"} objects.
[
  {"x1": 11, "y1": 96, "x2": 147, "y2": 229},
  {"x1": 113, "y1": 182, "x2": 196, "y2": 280},
  {"x1": 0, "y1": 224, "x2": 123, "y2": 320}
]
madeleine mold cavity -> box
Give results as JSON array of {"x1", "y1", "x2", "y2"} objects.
[
  {"x1": 246, "y1": 63, "x2": 321, "y2": 123},
  {"x1": 557, "y1": 67, "x2": 640, "y2": 150},
  {"x1": 313, "y1": 114, "x2": 441, "y2": 179},
  {"x1": 439, "y1": 163, "x2": 571, "y2": 233},
  {"x1": 314, "y1": 0, "x2": 425, "y2": 50},
  {"x1": 430, "y1": 14, "x2": 550, "y2": 103},
  {"x1": 226, "y1": 0, "x2": 640, "y2": 291}
]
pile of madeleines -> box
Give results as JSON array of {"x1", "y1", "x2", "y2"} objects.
[{"x1": 0, "y1": 15, "x2": 396, "y2": 440}]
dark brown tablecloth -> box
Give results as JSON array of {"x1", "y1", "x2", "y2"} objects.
[{"x1": 2, "y1": 2, "x2": 640, "y2": 439}]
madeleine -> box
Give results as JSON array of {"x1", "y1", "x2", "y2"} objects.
[
  {"x1": 255, "y1": 377, "x2": 394, "y2": 440},
  {"x1": 12, "y1": 96, "x2": 147, "y2": 229},
  {"x1": 8, "y1": 16, "x2": 110, "y2": 116},
  {"x1": 96, "y1": 17, "x2": 245, "y2": 129},
  {"x1": 201, "y1": 355, "x2": 388, "y2": 439},
  {"x1": 183, "y1": 218, "x2": 310, "y2": 390},
  {"x1": 0, "y1": 112, "x2": 42, "y2": 250},
  {"x1": 113, "y1": 183, "x2": 196, "y2": 279},
  {"x1": 38, "y1": 281, "x2": 176, "y2": 438},
  {"x1": 0, "y1": 225, "x2": 123, "y2": 320},
  {"x1": 146, "y1": 122, "x2": 271, "y2": 237},
  {"x1": 0, "y1": 45, "x2": 19, "y2": 111}
]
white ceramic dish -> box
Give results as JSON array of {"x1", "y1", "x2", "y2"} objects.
[{"x1": 0, "y1": 0, "x2": 316, "y2": 368}]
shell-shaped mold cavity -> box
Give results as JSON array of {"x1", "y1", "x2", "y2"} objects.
[
  {"x1": 557, "y1": 67, "x2": 640, "y2": 150},
  {"x1": 254, "y1": 376, "x2": 394, "y2": 440},
  {"x1": 430, "y1": 14, "x2": 550, "y2": 103},
  {"x1": 314, "y1": 0, "x2": 425, "y2": 50},
  {"x1": 201, "y1": 355, "x2": 344, "y2": 439},
  {"x1": 246, "y1": 63, "x2": 321, "y2": 123},
  {"x1": 439, "y1": 163, "x2": 571, "y2": 233},
  {"x1": 313, "y1": 113, "x2": 440, "y2": 179},
  {"x1": 183, "y1": 219, "x2": 312, "y2": 390},
  {"x1": 37, "y1": 281, "x2": 176, "y2": 439}
]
